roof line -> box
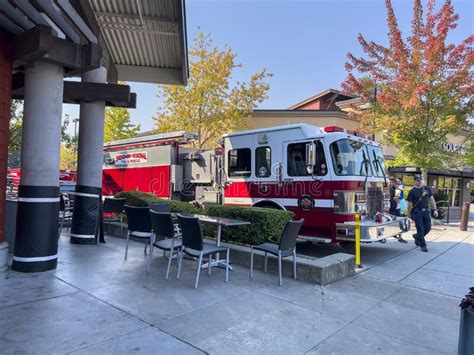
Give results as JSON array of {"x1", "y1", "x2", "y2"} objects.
[{"x1": 288, "y1": 88, "x2": 357, "y2": 110}]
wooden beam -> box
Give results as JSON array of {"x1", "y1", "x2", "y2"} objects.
[
  {"x1": 56, "y1": 0, "x2": 97, "y2": 44},
  {"x1": 35, "y1": 0, "x2": 81, "y2": 44},
  {"x1": 0, "y1": 0, "x2": 35, "y2": 31},
  {"x1": 12, "y1": 75, "x2": 136, "y2": 108},
  {"x1": 12, "y1": 25, "x2": 52, "y2": 66},
  {"x1": 12, "y1": 25, "x2": 101, "y2": 74}
]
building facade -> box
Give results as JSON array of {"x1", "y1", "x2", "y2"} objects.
[{"x1": 250, "y1": 89, "x2": 473, "y2": 208}]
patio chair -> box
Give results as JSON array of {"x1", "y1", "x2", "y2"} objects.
[
  {"x1": 103, "y1": 197, "x2": 126, "y2": 237},
  {"x1": 176, "y1": 213, "x2": 230, "y2": 288},
  {"x1": 124, "y1": 205, "x2": 153, "y2": 260},
  {"x1": 149, "y1": 203, "x2": 171, "y2": 213},
  {"x1": 147, "y1": 210, "x2": 182, "y2": 279},
  {"x1": 250, "y1": 218, "x2": 304, "y2": 286},
  {"x1": 58, "y1": 193, "x2": 73, "y2": 238}
]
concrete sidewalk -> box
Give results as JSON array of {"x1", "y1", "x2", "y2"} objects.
[{"x1": 1, "y1": 226, "x2": 472, "y2": 354}]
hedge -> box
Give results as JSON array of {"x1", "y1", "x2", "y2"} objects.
[
  {"x1": 114, "y1": 190, "x2": 202, "y2": 214},
  {"x1": 205, "y1": 205, "x2": 294, "y2": 245},
  {"x1": 114, "y1": 190, "x2": 294, "y2": 245}
]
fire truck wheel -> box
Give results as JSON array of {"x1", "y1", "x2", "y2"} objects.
[{"x1": 339, "y1": 241, "x2": 355, "y2": 251}]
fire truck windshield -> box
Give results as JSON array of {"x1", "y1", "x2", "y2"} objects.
[
  {"x1": 330, "y1": 139, "x2": 372, "y2": 176},
  {"x1": 367, "y1": 145, "x2": 386, "y2": 178}
]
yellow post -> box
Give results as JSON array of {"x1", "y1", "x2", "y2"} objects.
[{"x1": 355, "y1": 213, "x2": 363, "y2": 271}]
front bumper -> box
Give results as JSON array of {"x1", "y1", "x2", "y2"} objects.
[{"x1": 335, "y1": 217, "x2": 410, "y2": 242}]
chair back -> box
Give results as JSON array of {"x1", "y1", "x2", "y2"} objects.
[
  {"x1": 59, "y1": 194, "x2": 66, "y2": 212},
  {"x1": 149, "y1": 203, "x2": 171, "y2": 213},
  {"x1": 177, "y1": 214, "x2": 203, "y2": 251},
  {"x1": 124, "y1": 205, "x2": 151, "y2": 233},
  {"x1": 279, "y1": 219, "x2": 304, "y2": 251},
  {"x1": 150, "y1": 210, "x2": 175, "y2": 240},
  {"x1": 103, "y1": 197, "x2": 125, "y2": 214}
]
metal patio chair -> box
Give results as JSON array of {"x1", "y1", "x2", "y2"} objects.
[
  {"x1": 124, "y1": 205, "x2": 152, "y2": 260},
  {"x1": 176, "y1": 213, "x2": 230, "y2": 289},
  {"x1": 103, "y1": 197, "x2": 126, "y2": 237},
  {"x1": 250, "y1": 218, "x2": 304, "y2": 286},
  {"x1": 149, "y1": 203, "x2": 171, "y2": 213},
  {"x1": 147, "y1": 210, "x2": 182, "y2": 279},
  {"x1": 58, "y1": 193, "x2": 74, "y2": 238}
]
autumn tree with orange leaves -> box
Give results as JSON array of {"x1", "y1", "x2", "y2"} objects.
[{"x1": 343, "y1": 0, "x2": 473, "y2": 170}]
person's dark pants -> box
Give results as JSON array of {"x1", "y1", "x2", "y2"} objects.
[{"x1": 412, "y1": 209, "x2": 431, "y2": 247}]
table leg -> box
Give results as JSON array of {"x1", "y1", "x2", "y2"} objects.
[{"x1": 201, "y1": 224, "x2": 232, "y2": 270}]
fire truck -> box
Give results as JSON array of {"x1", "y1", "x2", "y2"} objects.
[{"x1": 102, "y1": 124, "x2": 410, "y2": 245}]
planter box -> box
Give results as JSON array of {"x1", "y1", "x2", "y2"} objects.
[
  {"x1": 105, "y1": 221, "x2": 356, "y2": 285},
  {"x1": 458, "y1": 307, "x2": 474, "y2": 355}
]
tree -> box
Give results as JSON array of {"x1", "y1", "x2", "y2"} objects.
[
  {"x1": 342, "y1": 0, "x2": 473, "y2": 170},
  {"x1": 155, "y1": 32, "x2": 272, "y2": 149},
  {"x1": 464, "y1": 126, "x2": 474, "y2": 166},
  {"x1": 8, "y1": 100, "x2": 23, "y2": 168},
  {"x1": 104, "y1": 107, "x2": 140, "y2": 142},
  {"x1": 9, "y1": 99, "x2": 23, "y2": 152},
  {"x1": 60, "y1": 144, "x2": 77, "y2": 170}
]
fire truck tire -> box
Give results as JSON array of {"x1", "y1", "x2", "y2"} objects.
[{"x1": 339, "y1": 241, "x2": 355, "y2": 251}]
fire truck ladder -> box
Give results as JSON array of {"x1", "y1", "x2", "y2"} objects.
[{"x1": 104, "y1": 131, "x2": 198, "y2": 149}]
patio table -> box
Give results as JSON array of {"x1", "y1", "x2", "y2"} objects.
[{"x1": 178, "y1": 213, "x2": 250, "y2": 270}]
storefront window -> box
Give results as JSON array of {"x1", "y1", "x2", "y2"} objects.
[{"x1": 434, "y1": 176, "x2": 461, "y2": 207}]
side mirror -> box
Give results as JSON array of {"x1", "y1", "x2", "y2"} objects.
[{"x1": 305, "y1": 142, "x2": 316, "y2": 174}]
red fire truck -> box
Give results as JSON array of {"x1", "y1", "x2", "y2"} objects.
[{"x1": 102, "y1": 124, "x2": 410, "y2": 245}]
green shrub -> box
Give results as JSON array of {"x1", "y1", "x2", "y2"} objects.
[
  {"x1": 114, "y1": 191, "x2": 294, "y2": 245},
  {"x1": 114, "y1": 190, "x2": 202, "y2": 214},
  {"x1": 205, "y1": 205, "x2": 294, "y2": 245}
]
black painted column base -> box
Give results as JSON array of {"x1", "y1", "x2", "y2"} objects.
[
  {"x1": 12, "y1": 186, "x2": 59, "y2": 272},
  {"x1": 70, "y1": 185, "x2": 102, "y2": 244}
]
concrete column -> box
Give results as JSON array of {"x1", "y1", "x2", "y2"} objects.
[
  {"x1": 70, "y1": 67, "x2": 106, "y2": 244},
  {"x1": 12, "y1": 61, "x2": 64, "y2": 272},
  {"x1": 0, "y1": 30, "x2": 13, "y2": 271}
]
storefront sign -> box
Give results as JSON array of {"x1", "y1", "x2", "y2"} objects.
[
  {"x1": 442, "y1": 142, "x2": 464, "y2": 154},
  {"x1": 114, "y1": 151, "x2": 148, "y2": 165}
]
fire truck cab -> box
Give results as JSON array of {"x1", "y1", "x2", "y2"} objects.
[
  {"x1": 219, "y1": 123, "x2": 410, "y2": 244},
  {"x1": 102, "y1": 124, "x2": 410, "y2": 245}
]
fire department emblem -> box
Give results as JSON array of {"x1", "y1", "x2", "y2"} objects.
[{"x1": 298, "y1": 195, "x2": 313, "y2": 211}]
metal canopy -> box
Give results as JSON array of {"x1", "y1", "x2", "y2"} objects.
[
  {"x1": 0, "y1": 0, "x2": 188, "y2": 85},
  {"x1": 85, "y1": 0, "x2": 188, "y2": 85}
]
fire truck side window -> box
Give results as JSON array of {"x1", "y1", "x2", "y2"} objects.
[
  {"x1": 287, "y1": 141, "x2": 327, "y2": 176},
  {"x1": 228, "y1": 148, "x2": 251, "y2": 178},
  {"x1": 255, "y1": 146, "x2": 271, "y2": 178}
]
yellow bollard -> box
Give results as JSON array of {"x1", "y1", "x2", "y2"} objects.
[{"x1": 355, "y1": 213, "x2": 363, "y2": 271}]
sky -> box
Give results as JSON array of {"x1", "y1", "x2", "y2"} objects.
[{"x1": 63, "y1": 0, "x2": 473, "y2": 134}]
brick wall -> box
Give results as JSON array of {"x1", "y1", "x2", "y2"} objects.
[{"x1": 0, "y1": 30, "x2": 13, "y2": 243}]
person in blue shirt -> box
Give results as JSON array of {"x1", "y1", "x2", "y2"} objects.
[{"x1": 407, "y1": 175, "x2": 438, "y2": 252}]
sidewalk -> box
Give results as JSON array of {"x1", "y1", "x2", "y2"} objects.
[{"x1": 1, "y1": 226, "x2": 472, "y2": 354}]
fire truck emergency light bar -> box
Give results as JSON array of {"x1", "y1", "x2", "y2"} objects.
[{"x1": 104, "y1": 131, "x2": 199, "y2": 149}]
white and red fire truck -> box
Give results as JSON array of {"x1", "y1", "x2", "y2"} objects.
[{"x1": 102, "y1": 124, "x2": 410, "y2": 245}]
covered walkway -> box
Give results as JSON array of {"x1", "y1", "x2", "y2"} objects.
[{"x1": 0, "y1": 0, "x2": 188, "y2": 272}]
